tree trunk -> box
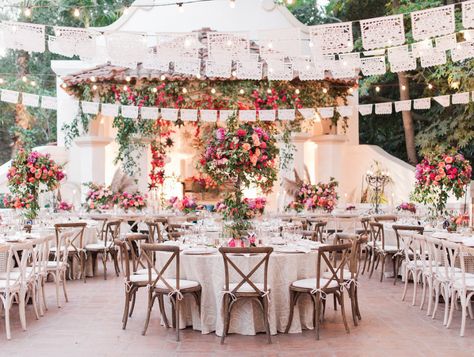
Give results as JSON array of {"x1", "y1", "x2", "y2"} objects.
[
  {"x1": 397, "y1": 72, "x2": 417, "y2": 165},
  {"x1": 13, "y1": 50, "x2": 30, "y2": 156},
  {"x1": 392, "y1": 0, "x2": 417, "y2": 165}
]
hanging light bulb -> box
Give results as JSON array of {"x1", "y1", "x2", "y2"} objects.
[
  {"x1": 125, "y1": 76, "x2": 131, "y2": 82},
  {"x1": 196, "y1": 73, "x2": 201, "y2": 79},
  {"x1": 152, "y1": 87, "x2": 158, "y2": 93},
  {"x1": 211, "y1": 88, "x2": 216, "y2": 94},
  {"x1": 177, "y1": 3, "x2": 184, "y2": 13},
  {"x1": 239, "y1": 89, "x2": 244, "y2": 95},
  {"x1": 322, "y1": 88, "x2": 328, "y2": 94},
  {"x1": 348, "y1": 87, "x2": 354, "y2": 94},
  {"x1": 182, "y1": 87, "x2": 187, "y2": 94},
  {"x1": 23, "y1": 7, "x2": 32, "y2": 17},
  {"x1": 22, "y1": 76, "x2": 27, "y2": 82},
  {"x1": 229, "y1": 0, "x2": 236, "y2": 8},
  {"x1": 375, "y1": 86, "x2": 380, "y2": 92},
  {"x1": 295, "y1": 88, "x2": 300, "y2": 95},
  {"x1": 231, "y1": 70, "x2": 237, "y2": 77},
  {"x1": 267, "y1": 88, "x2": 272, "y2": 94},
  {"x1": 160, "y1": 74, "x2": 166, "y2": 81},
  {"x1": 90, "y1": 76, "x2": 96, "y2": 82},
  {"x1": 401, "y1": 85, "x2": 406, "y2": 91},
  {"x1": 73, "y1": 8, "x2": 80, "y2": 18},
  {"x1": 123, "y1": 85, "x2": 128, "y2": 91},
  {"x1": 92, "y1": 84, "x2": 98, "y2": 91},
  {"x1": 428, "y1": 83, "x2": 433, "y2": 90},
  {"x1": 30, "y1": 80, "x2": 36, "y2": 87}
]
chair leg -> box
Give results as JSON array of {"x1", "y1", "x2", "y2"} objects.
[
  {"x1": 338, "y1": 292, "x2": 350, "y2": 334},
  {"x1": 19, "y1": 291, "x2": 27, "y2": 331},
  {"x1": 461, "y1": 297, "x2": 467, "y2": 337},
  {"x1": 380, "y1": 255, "x2": 386, "y2": 282},
  {"x1": 174, "y1": 296, "x2": 180, "y2": 342},
  {"x1": 129, "y1": 290, "x2": 137, "y2": 317},
  {"x1": 158, "y1": 294, "x2": 170, "y2": 328},
  {"x1": 62, "y1": 270, "x2": 69, "y2": 303},
  {"x1": 55, "y1": 272, "x2": 60, "y2": 308},
  {"x1": 41, "y1": 277, "x2": 48, "y2": 313},
  {"x1": 262, "y1": 296, "x2": 272, "y2": 344},
  {"x1": 432, "y1": 284, "x2": 440, "y2": 319},
  {"x1": 112, "y1": 250, "x2": 120, "y2": 276},
  {"x1": 355, "y1": 286, "x2": 361, "y2": 320},
  {"x1": 447, "y1": 290, "x2": 457, "y2": 329},
  {"x1": 142, "y1": 290, "x2": 156, "y2": 336},
  {"x1": 102, "y1": 252, "x2": 107, "y2": 280},
  {"x1": 402, "y1": 268, "x2": 410, "y2": 301},
  {"x1": 369, "y1": 252, "x2": 377, "y2": 279},
  {"x1": 4, "y1": 298, "x2": 11, "y2": 340},
  {"x1": 426, "y1": 278, "x2": 433, "y2": 316},
  {"x1": 314, "y1": 293, "x2": 321, "y2": 340},
  {"x1": 412, "y1": 271, "x2": 419, "y2": 306},
  {"x1": 393, "y1": 256, "x2": 399, "y2": 285},
  {"x1": 333, "y1": 293, "x2": 337, "y2": 311},
  {"x1": 420, "y1": 275, "x2": 427, "y2": 311},
  {"x1": 284, "y1": 290, "x2": 298, "y2": 334},
  {"x1": 221, "y1": 294, "x2": 228, "y2": 344},
  {"x1": 122, "y1": 290, "x2": 131, "y2": 329},
  {"x1": 349, "y1": 285, "x2": 358, "y2": 326},
  {"x1": 31, "y1": 284, "x2": 40, "y2": 320},
  {"x1": 81, "y1": 251, "x2": 87, "y2": 283}
]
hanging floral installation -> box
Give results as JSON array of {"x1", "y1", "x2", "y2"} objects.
[{"x1": 61, "y1": 70, "x2": 352, "y2": 180}]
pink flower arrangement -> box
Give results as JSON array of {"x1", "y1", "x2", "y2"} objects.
[
  {"x1": 396, "y1": 202, "x2": 416, "y2": 214},
  {"x1": 83, "y1": 182, "x2": 115, "y2": 211},
  {"x1": 286, "y1": 178, "x2": 339, "y2": 213},
  {"x1": 114, "y1": 192, "x2": 147, "y2": 211},
  {"x1": 243, "y1": 197, "x2": 266, "y2": 218},
  {"x1": 58, "y1": 201, "x2": 73, "y2": 212},
  {"x1": 167, "y1": 195, "x2": 197, "y2": 214},
  {"x1": 2, "y1": 193, "x2": 36, "y2": 210},
  {"x1": 413, "y1": 149, "x2": 472, "y2": 215}
]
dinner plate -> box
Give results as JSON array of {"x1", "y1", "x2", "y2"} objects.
[{"x1": 183, "y1": 247, "x2": 218, "y2": 255}]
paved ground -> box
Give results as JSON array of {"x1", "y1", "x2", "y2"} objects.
[{"x1": 2, "y1": 265, "x2": 474, "y2": 357}]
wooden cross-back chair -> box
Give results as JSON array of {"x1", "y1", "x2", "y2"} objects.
[
  {"x1": 53, "y1": 222, "x2": 87, "y2": 282},
  {"x1": 141, "y1": 243, "x2": 201, "y2": 341},
  {"x1": 357, "y1": 216, "x2": 372, "y2": 275},
  {"x1": 285, "y1": 242, "x2": 352, "y2": 340},
  {"x1": 48, "y1": 226, "x2": 73, "y2": 307},
  {"x1": 125, "y1": 233, "x2": 149, "y2": 275},
  {"x1": 368, "y1": 221, "x2": 399, "y2": 282},
  {"x1": 373, "y1": 214, "x2": 398, "y2": 222},
  {"x1": 391, "y1": 225, "x2": 424, "y2": 285},
  {"x1": 114, "y1": 239, "x2": 150, "y2": 330},
  {"x1": 146, "y1": 220, "x2": 165, "y2": 243},
  {"x1": 85, "y1": 220, "x2": 121, "y2": 280},
  {"x1": 219, "y1": 247, "x2": 273, "y2": 344}
]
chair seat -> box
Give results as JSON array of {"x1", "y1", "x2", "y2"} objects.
[
  {"x1": 50, "y1": 246, "x2": 79, "y2": 252},
  {"x1": 46, "y1": 261, "x2": 68, "y2": 269},
  {"x1": 375, "y1": 243, "x2": 399, "y2": 253},
  {"x1": 85, "y1": 241, "x2": 115, "y2": 251},
  {"x1": 323, "y1": 269, "x2": 352, "y2": 280},
  {"x1": 453, "y1": 277, "x2": 474, "y2": 290},
  {"x1": 0, "y1": 279, "x2": 21, "y2": 290},
  {"x1": 291, "y1": 277, "x2": 339, "y2": 290},
  {"x1": 227, "y1": 282, "x2": 269, "y2": 293},
  {"x1": 135, "y1": 268, "x2": 148, "y2": 275},
  {"x1": 150, "y1": 278, "x2": 200, "y2": 291},
  {"x1": 129, "y1": 273, "x2": 156, "y2": 283}
]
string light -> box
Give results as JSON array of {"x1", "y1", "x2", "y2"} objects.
[
  {"x1": 267, "y1": 88, "x2": 272, "y2": 94},
  {"x1": 375, "y1": 86, "x2": 380, "y2": 92},
  {"x1": 30, "y1": 80, "x2": 36, "y2": 87},
  {"x1": 294, "y1": 88, "x2": 300, "y2": 95},
  {"x1": 322, "y1": 88, "x2": 328, "y2": 94},
  {"x1": 229, "y1": 0, "x2": 236, "y2": 8},
  {"x1": 61, "y1": 83, "x2": 67, "y2": 89},
  {"x1": 160, "y1": 75, "x2": 166, "y2": 81},
  {"x1": 451, "y1": 81, "x2": 460, "y2": 89},
  {"x1": 239, "y1": 89, "x2": 244, "y2": 95},
  {"x1": 286, "y1": 0, "x2": 294, "y2": 4},
  {"x1": 211, "y1": 88, "x2": 216, "y2": 94},
  {"x1": 231, "y1": 70, "x2": 237, "y2": 77},
  {"x1": 90, "y1": 76, "x2": 96, "y2": 82},
  {"x1": 196, "y1": 73, "x2": 201, "y2": 79},
  {"x1": 177, "y1": 3, "x2": 184, "y2": 13},
  {"x1": 22, "y1": 76, "x2": 27, "y2": 82},
  {"x1": 73, "y1": 8, "x2": 80, "y2": 17},
  {"x1": 123, "y1": 85, "x2": 128, "y2": 91},
  {"x1": 182, "y1": 87, "x2": 187, "y2": 94},
  {"x1": 308, "y1": 41, "x2": 314, "y2": 48},
  {"x1": 428, "y1": 83, "x2": 433, "y2": 90},
  {"x1": 401, "y1": 85, "x2": 406, "y2": 91},
  {"x1": 0, "y1": 78, "x2": 4, "y2": 84},
  {"x1": 152, "y1": 87, "x2": 158, "y2": 93},
  {"x1": 348, "y1": 87, "x2": 354, "y2": 94},
  {"x1": 125, "y1": 76, "x2": 131, "y2": 82},
  {"x1": 92, "y1": 84, "x2": 98, "y2": 91},
  {"x1": 23, "y1": 7, "x2": 32, "y2": 17}
]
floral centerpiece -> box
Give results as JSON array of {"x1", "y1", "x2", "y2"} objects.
[
  {"x1": 58, "y1": 201, "x2": 73, "y2": 212},
  {"x1": 286, "y1": 178, "x2": 339, "y2": 213},
  {"x1": 167, "y1": 195, "x2": 198, "y2": 214},
  {"x1": 200, "y1": 116, "x2": 278, "y2": 238},
  {"x1": 396, "y1": 202, "x2": 417, "y2": 214},
  {"x1": 412, "y1": 149, "x2": 472, "y2": 217},
  {"x1": 114, "y1": 192, "x2": 147, "y2": 211},
  {"x1": 83, "y1": 182, "x2": 115, "y2": 212},
  {"x1": 6, "y1": 149, "x2": 65, "y2": 219}
]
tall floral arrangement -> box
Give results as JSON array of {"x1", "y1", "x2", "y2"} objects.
[
  {"x1": 286, "y1": 178, "x2": 339, "y2": 213},
  {"x1": 6, "y1": 150, "x2": 65, "y2": 219},
  {"x1": 83, "y1": 182, "x2": 115, "y2": 211},
  {"x1": 200, "y1": 116, "x2": 278, "y2": 237},
  {"x1": 412, "y1": 149, "x2": 472, "y2": 217}
]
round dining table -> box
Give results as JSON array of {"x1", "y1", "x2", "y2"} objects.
[{"x1": 155, "y1": 245, "x2": 322, "y2": 336}]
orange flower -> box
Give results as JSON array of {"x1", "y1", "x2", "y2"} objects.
[
  {"x1": 242, "y1": 143, "x2": 251, "y2": 151},
  {"x1": 445, "y1": 156, "x2": 453, "y2": 164}
]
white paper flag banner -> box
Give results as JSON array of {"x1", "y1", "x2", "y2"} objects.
[
  {"x1": 200, "y1": 109, "x2": 218, "y2": 122},
  {"x1": 298, "y1": 108, "x2": 317, "y2": 120},
  {"x1": 309, "y1": 22, "x2": 353, "y2": 55},
  {"x1": 339, "y1": 52, "x2": 361, "y2": 68},
  {"x1": 121, "y1": 105, "x2": 139, "y2": 119},
  {"x1": 452, "y1": 92, "x2": 470, "y2": 104},
  {"x1": 451, "y1": 41, "x2": 474, "y2": 62},
  {"x1": 361, "y1": 56, "x2": 386, "y2": 76},
  {"x1": 173, "y1": 58, "x2": 201, "y2": 76},
  {"x1": 140, "y1": 107, "x2": 159, "y2": 120},
  {"x1": 207, "y1": 32, "x2": 250, "y2": 60},
  {"x1": 161, "y1": 108, "x2": 179, "y2": 121},
  {"x1": 22, "y1": 93, "x2": 39, "y2": 107},
  {"x1": 235, "y1": 60, "x2": 263, "y2": 80},
  {"x1": 258, "y1": 28, "x2": 301, "y2": 59},
  {"x1": 239, "y1": 110, "x2": 256, "y2": 122},
  {"x1": 375, "y1": 102, "x2": 392, "y2": 115},
  {"x1": 420, "y1": 50, "x2": 447, "y2": 68},
  {"x1": 106, "y1": 32, "x2": 148, "y2": 68},
  {"x1": 337, "y1": 105, "x2": 353, "y2": 117},
  {"x1": 411, "y1": 40, "x2": 433, "y2": 57},
  {"x1": 360, "y1": 15, "x2": 405, "y2": 50},
  {"x1": 101, "y1": 103, "x2": 119, "y2": 117},
  {"x1": 180, "y1": 109, "x2": 198, "y2": 122},
  {"x1": 267, "y1": 61, "x2": 293, "y2": 80},
  {"x1": 318, "y1": 107, "x2": 334, "y2": 119},
  {"x1": 358, "y1": 104, "x2": 373, "y2": 116},
  {"x1": 41, "y1": 96, "x2": 57, "y2": 110},
  {"x1": 49, "y1": 27, "x2": 98, "y2": 60},
  {"x1": 389, "y1": 56, "x2": 417, "y2": 72},
  {"x1": 387, "y1": 45, "x2": 410, "y2": 62},
  {"x1": 298, "y1": 64, "x2": 325, "y2": 80},
  {"x1": 143, "y1": 55, "x2": 170, "y2": 71},
  {"x1": 205, "y1": 59, "x2": 232, "y2": 78},
  {"x1": 278, "y1": 109, "x2": 295, "y2": 121},
  {"x1": 411, "y1": 5, "x2": 455, "y2": 41},
  {"x1": 219, "y1": 110, "x2": 236, "y2": 121},
  {"x1": 413, "y1": 98, "x2": 431, "y2": 110},
  {"x1": 330, "y1": 65, "x2": 357, "y2": 79},
  {"x1": 435, "y1": 34, "x2": 457, "y2": 51},
  {"x1": 433, "y1": 95, "x2": 450, "y2": 107},
  {"x1": 1, "y1": 21, "x2": 45, "y2": 53},
  {"x1": 395, "y1": 100, "x2": 412, "y2": 112},
  {"x1": 258, "y1": 110, "x2": 276, "y2": 121},
  {"x1": 463, "y1": 0, "x2": 474, "y2": 29},
  {"x1": 1, "y1": 90, "x2": 19, "y2": 104},
  {"x1": 81, "y1": 101, "x2": 99, "y2": 115},
  {"x1": 156, "y1": 32, "x2": 200, "y2": 60}
]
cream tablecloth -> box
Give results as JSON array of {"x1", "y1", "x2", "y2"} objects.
[{"x1": 155, "y1": 250, "x2": 320, "y2": 336}]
